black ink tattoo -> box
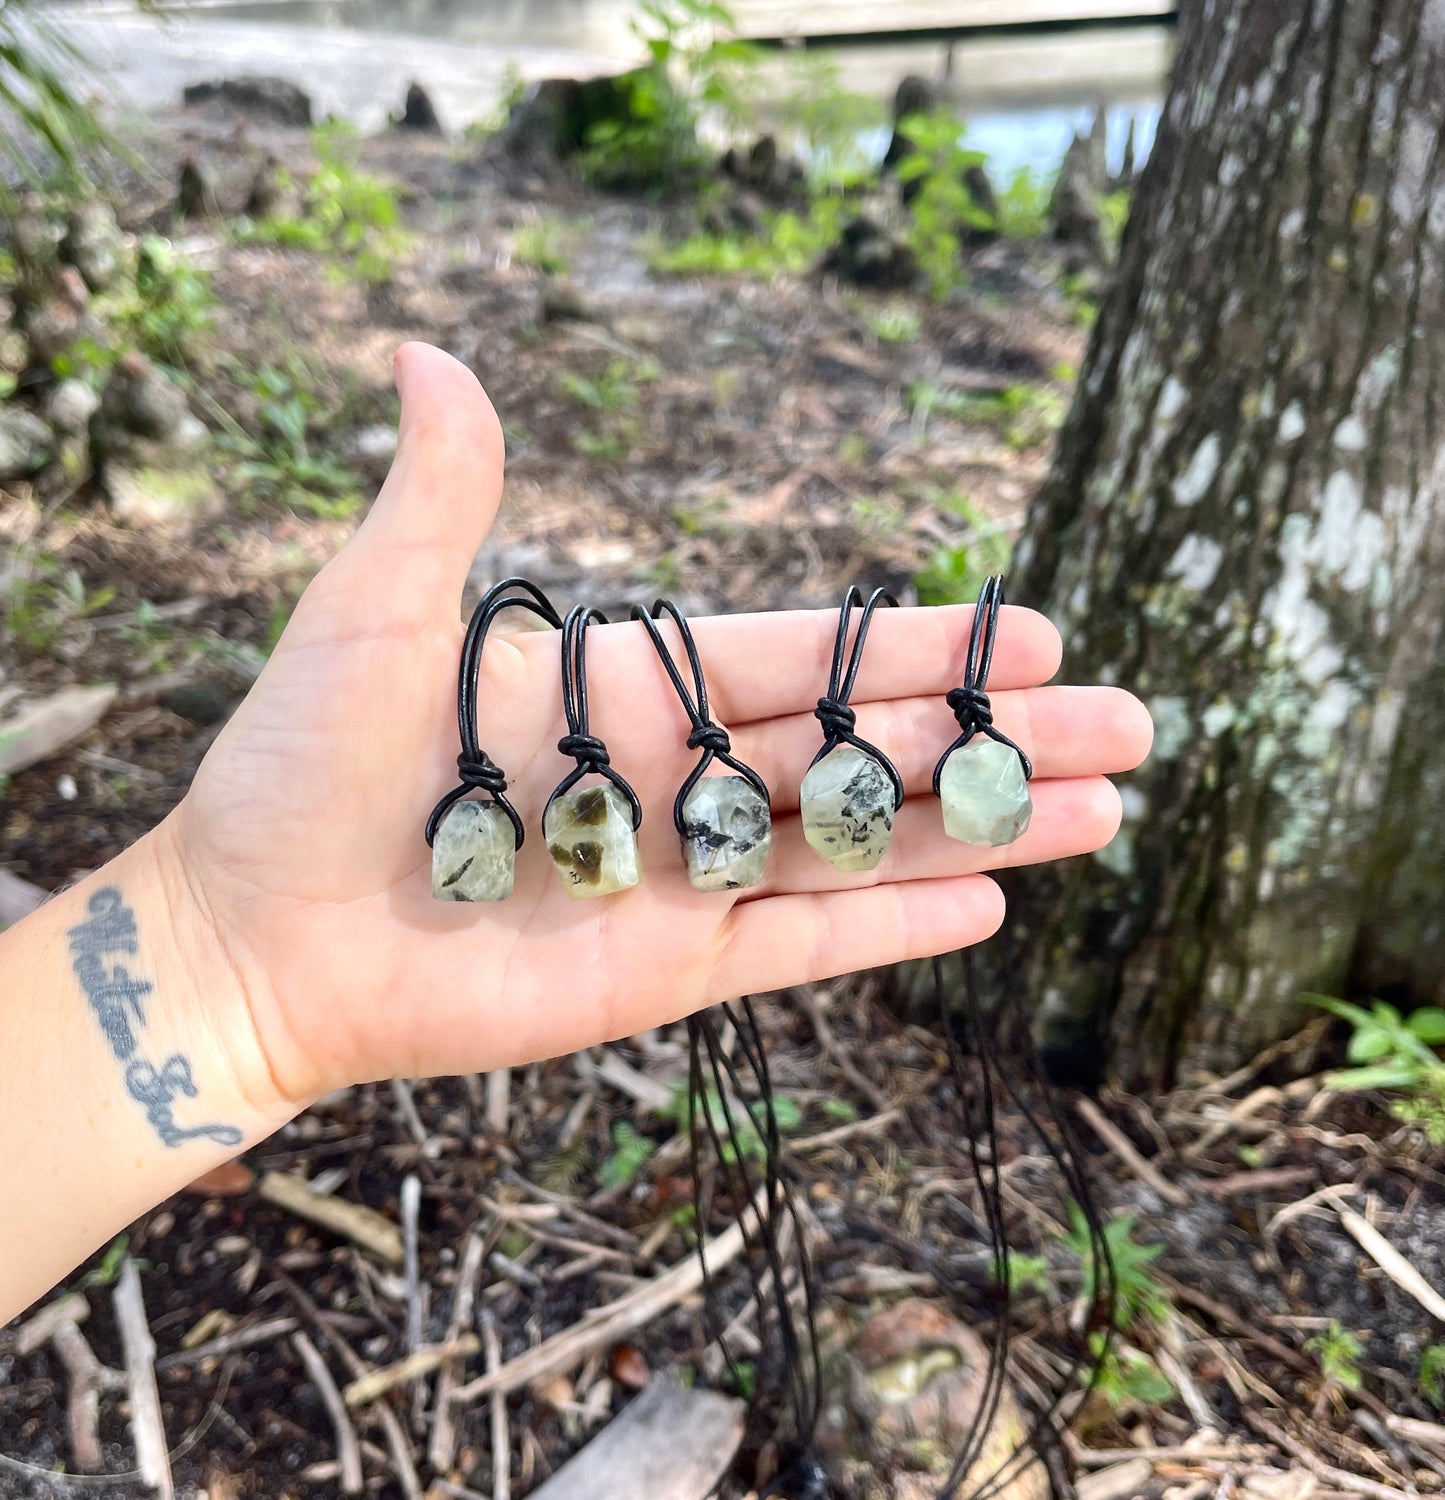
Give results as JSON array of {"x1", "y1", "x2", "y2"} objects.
[{"x1": 68, "y1": 887, "x2": 242, "y2": 1150}]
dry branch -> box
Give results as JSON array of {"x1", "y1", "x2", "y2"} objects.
[
  {"x1": 293, "y1": 1332, "x2": 363, "y2": 1495},
  {"x1": 1075, "y1": 1096, "x2": 1189, "y2": 1206},
  {"x1": 259, "y1": 1170, "x2": 403, "y2": 1264},
  {"x1": 114, "y1": 1259, "x2": 173, "y2": 1500},
  {"x1": 1337, "y1": 1205, "x2": 1445, "y2": 1323},
  {"x1": 343, "y1": 1336, "x2": 480, "y2": 1408}
]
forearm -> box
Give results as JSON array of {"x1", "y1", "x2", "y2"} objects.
[{"x1": 0, "y1": 815, "x2": 297, "y2": 1324}]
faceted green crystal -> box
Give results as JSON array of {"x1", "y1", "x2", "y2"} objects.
[
  {"x1": 545, "y1": 783, "x2": 642, "y2": 898},
  {"x1": 800, "y1": 744, "x2": 896, "y2": 872},
  {"x1": 681, "y1": 774, "x2": 772, "y2": 891},
  {"x1": 939, "y1": 737, "x2": 1032, "y2": 847},
  {"x1": 432, "y1": 800, "x2": 516, "y2": 902}
]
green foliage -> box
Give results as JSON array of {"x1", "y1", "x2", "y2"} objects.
[
  {"x1": 859, "y1": 300, "x2": 921, "y2": 343},
  {"x1": 225, "y1": 359, "x2": 362, "y2": 517},
  {"x1": 241, "y1": 125, "x2": 409, "y2": 281},
  {"x1": 894, "y1": 110, "x2": 993, "y2": 299},
  {"x1": 76, "y1": 1235, "x2": 135, "y2": 1291},
  {"x1": 1305, "y1": 1320, "x2": 1364, "y2": 1390},
  {"x1": 1061, "y1": 1205, "x2": 1169, "y2": 1331},
  {"x1": 994, "y1": 1251, "x2": 1052, "y2": 1298},
  {"x1": 994, "y1": 167, "x2": 1051, "y2": 238},
  {"x1": 667, "y1": 1080, "x2": 802, "y2": 1166},
  {"x1": 600, "y1": 1121, "x2": 656, "y2": 1188},
  {"x1": 1088, "y1": 1333, "x2": 1177, "y2": 1410},
  {"x1": 913, "y1": 491, "x2": 1012, "y2": 608},
  {"x1": 3, "y1": 551, "x2": 115, "y2": 655},
  {"x1": 1421, "y1": 1343, "x2": 1445, "y2": 1407},
  {"x1": 1100, "y1": 186, "x2": 1132, "y2": 255},
  {"x1": 772, "y1": 52, "x2": 883, "y2": 190},
  {"x1": 465, "y1": 60, "x2": 527, "y2": 140},
  {"x1": 125, "y1": 235, "x2": 216, "y2": 364},
  {"x1": 1312, "y1": 995, "x2": 1445, "y2": 1143},
  {"x1": 651, "y1": 195, "x2": 846, "y2": 277},
  {"x1": 557, "y1": 355, "x2": 659, "y2": 461},
  {"x1": 907, "y1": 379, "x2": 1065, "y2": 449},
  {"x1": 0, "y1": 3, "x2": 111, "y2": 204},
  {"x1": 513, "y1": 218, "x2": 569, "y2": 274}
]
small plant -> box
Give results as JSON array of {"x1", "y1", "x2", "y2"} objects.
[
  {"x1": 601, "y1": 1121, "x2": 656, "y2": 1188},
  {"x1": 773, "y1": 51, "x2": 883, "y2": 191},
  {"x1": 994, "y1": 1251, "x2": 1052, "y2": 1298},
  {"x1": 1088, "y1": 1333, "x2": 1177, "y2": 1410},
  {"x1": 1100, "y1": 186, "x2": 1132, "y2": 255},
  {"x1": 994, "y1": 166, "x2": 1052, "y2": 238},
  {"x1": 667, "y1": 1081, "x2": 801, "y2": 1167},
  {"x1": 1312, "y1": 995, "x2": 1445, "y2": 1143},
  {"x1": 1061, "y1": 1205, "x2": 1169, "y2": 1331},
  {"x1": 558, "y1": 356, "x2": 658, "y2": 462},
  {"x1": 894, "y1": 109, "x2": 995, "y2": 299},
  {"x1": 1306, "y1": 1320, "x2": 1364, "y2": 1391},
  {"x1": 242, "y1": 124, "x2": 409, "y2": 281},
  {"x1": 513, "y1": 218, "x2": 570, "y2": 274},
  {"x1": 913, "y1": 491, "x2": 1013, "y2": 608},
  {"x1": 860, "y1": 300, "x2": 922, "y2": 343},
  {"x1": 76, "y1": 1235, "x2": 135, "y2": 1291},
  {"x1": 651, "y1": 195, "x2": 847, "y2": 278},
  {"x1": 125, "y1": 235, "x2": 216, "y2": 365},
  {"x1": 4, "y1": 552, "x2": 115, "y2": 655},
  {"x1": 908, "y1": 379, "x2": 1064, "y2": 449},
  {"x1": 1420, "y1": 1343, "x2": 1445, "y2": 1407}
]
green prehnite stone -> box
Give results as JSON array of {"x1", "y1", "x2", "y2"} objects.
[
  {"x1": 545, "y1": 783, "x2": 642, "y2": 898},
  {"x1": 680, "y1": 775, "x2": 772, "y2": 891},
  {"x1": 939, "y1": 737, "x2": 1032, "y2": 847},
  {"x1": 800, "y1": 744, "x2": 896, "y2": 872},
  {"x1": 432, "y1": 800, "x2": 516, "y2": 902}
]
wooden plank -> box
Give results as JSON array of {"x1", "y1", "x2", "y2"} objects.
[
  {"x1": 730, "y1": 0, "x2": 1174, "y2": 41},
  {"x1": 526, "y1": 1376, "x2": 746, "y2": 1500}
]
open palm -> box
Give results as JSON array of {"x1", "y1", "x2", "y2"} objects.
[{"x1": 174, "y1": 345, "x2": 1152, "y2": 1108}]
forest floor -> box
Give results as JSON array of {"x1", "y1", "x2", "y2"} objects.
[{"x1": 4, "y1": 101, "x2": 1445, "y2": 1500}]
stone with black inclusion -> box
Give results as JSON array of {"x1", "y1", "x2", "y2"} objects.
[
  {"x1": 545, "y1": 783, "x2": 642, "y2": 898},
  {"x1": 680, "y1": 775, "x2": 772, "y2": 891}
]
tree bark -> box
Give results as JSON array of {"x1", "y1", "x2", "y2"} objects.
[{"x1": 1011, "y1": 0, "x2": 1445, "y2": 1087}]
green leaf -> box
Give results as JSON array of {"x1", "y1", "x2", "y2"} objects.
[
  {"x1": 1347, "y1": 1025, "x2": 1393, "y2": 1062},
  {"x1": 1325, "y1": 1063, "x2": 1423, "y2": 1091},
  {"x1": 1407, "y1": 1008, "x2": 1445, "y2": 1043}
]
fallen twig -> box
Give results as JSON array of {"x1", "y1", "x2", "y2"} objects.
[
  {"x1": 1245, "y1": 1411, "x2": 1413, "y2": 1500},
  {"x1": 790, "y1": 1106, "x2": 905, "y2": 1152},
  {"x1": 15, "y1": 1292, "x2": 90, "y2": 1355},
  {"x1": 292, "y1": 1332, "x2": 363, "y2": 1495},
  {"x1": 1337, "y1": 1204, "x2": 1445, "y2": 1323},
  {"x1": 115, "y1": 1258, "x2": 173, "y2": 1500},
  {"x1": 1075, "y1": 1095, "x2": 1190, "y2": 1206},
  {"x1": 791, "y1": 985, "x2": 888, "y2": 1112},
  {"x1": 429, "y1": 1229, "x2": 487, "y2": 1472},
  {"x1": 343, "y1": 1336, "x2": 480, "y2": 1408},
  {"x1": 47, "y1": 1305, "x2": 125, "y2": 1472},
  {"x1": 486, "y1": 1068, "x2": 511, "y2": 1133},
  {"x1": 259, "y1": 1170, "x2": 403, "y2": 1264},
  {"x1": 155, "y1": 1315, "x2": 299, "y2": 1370},
  {"x1": 451, "y1": 1187, "x2": 763, "y2": 1404},
  {"x1": 483, "y1": 1310, "x2": 511, "y2": 1500}
]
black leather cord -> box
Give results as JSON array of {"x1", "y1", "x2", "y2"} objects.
[
  {"x1": 931, "y1": 573, "x2": 1033, "y2": 796},
  {"x1": 631, "y1": 598, "x2": 770, "y2": 838},
  {"x1": 546, "y1": 604, "x2": 643, "y2": 830},
  {"x1": 808, "y1": 584, "x2": 904, "y2": 811},
  {"x1": 424, "y1": 576, "x2": 563, "y2": 851}
]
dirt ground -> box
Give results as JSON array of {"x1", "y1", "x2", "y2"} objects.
[{"x1": 4, "y1": 100, "x2": 1445, "y2": 1500}]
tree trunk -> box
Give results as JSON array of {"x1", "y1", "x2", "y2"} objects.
[{"x1": 1011, "y1": 0, "x2": 1445, "y2": 1088}]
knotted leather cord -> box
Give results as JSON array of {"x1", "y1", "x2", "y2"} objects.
[
  {"x1": 931, "y1": 573, "x2": 1033, "y2": 796},
  {"x1": 424, "y1": 576, "x2": 563, "y2": 851},
  {"x1": 631, "y1": 598, "x2": 770, "y2": 837},
  {"x1": 809, "y1": 585, "x2": 904, "y2": 810},
  {"x1": 545, "y1": 603, "x2": 644, "y2": 830}
]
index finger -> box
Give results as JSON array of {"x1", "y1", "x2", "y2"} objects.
[{"x1": 571, "y1": 602, "x2": 1063, "y2": 729}]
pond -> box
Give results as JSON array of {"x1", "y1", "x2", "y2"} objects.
[{"x1": 56, "y1": 0, "x2": 1168, "y2": 179}]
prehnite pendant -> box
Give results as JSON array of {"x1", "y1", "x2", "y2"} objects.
[
  {"x1": 800, "y1": 744, "x2": 896, "y2": 872},
  {"x1": 939, "y1": 737, "x2": 1032, "y2": 847},
  {"x1": 545, "y1": 783, "x2": 642, "y2": 898},
  {"x1": 431, "y1": 800, "x2": 516, "y2": 902},
  {"x1": 680, "y1": 774, "x2": 772, "y2": 891}
]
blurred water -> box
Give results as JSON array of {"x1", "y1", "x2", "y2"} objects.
[{"x1": 56, "y1": 1, "x2": 1168, "y2": 176}]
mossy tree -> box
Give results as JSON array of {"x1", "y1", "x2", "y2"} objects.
[{"x1": 1012, "y1": 0, "x2": 1445, "y2": 1086}]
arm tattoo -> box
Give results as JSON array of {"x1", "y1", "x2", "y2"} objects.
[{"x1": 68, "y1": 887, "x2": 242, "y2": 1149}]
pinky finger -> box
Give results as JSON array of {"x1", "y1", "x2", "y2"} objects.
[{"x1": 710, "y1": 874, "x2": 1007, "y2": 1002}]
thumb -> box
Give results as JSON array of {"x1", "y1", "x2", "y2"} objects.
[{"x1": 324, "y1": 342, "x2": 505, "y2": 628}]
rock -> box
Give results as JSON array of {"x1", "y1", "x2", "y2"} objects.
[
  {"x1": 431, "y1": 800, "x2": 516, "y2": 902},
  {"x1": 394, "y1": 81, "x2": 443, "y2": 134},
  {"x1": 800, "y1": 744, "x2": 896, "y2": 872},
  {"x1": 244, "y1": 154, "x2": 301, "y2": 220},
  {"x1": 176, "y1": 157, "x2": 219, "y2": 220},
  {"x1": 820, "y1": 215, "x2": 919, "y2": 290},
  {"x1": 22, "y1": 265, "x2": 96, "y2": 366},
  {"x1": 680, "y1": 775, "x2": 772, "y2": 891},
  {"x1": 722, "y1": 134, "x2": 806, "y2": 204},
  {"x1": 0, "y1": 684, "x2": 118, "y2": 776},
  {"x1": 493, "y1": 77, "x2": 583, "y2": 161},
  {"x1": 46, "y1": 378, "x2": 100, "y2": 436},
  {"x1": 545, "y1": 783, "x2": 641, "y2": 898},
  {"x1": 938, "y1": 738, "x2": 1032, "y2": 847},
  {"x1": 182, "y1": 75, "x2": 314, "y2": 128},
  {"x1": 161, "y1": 679, "x2": 234, "y2": 726},
  {"x1": 0, "y1": 406, "x2": 54, "y2": 481},
  {"x1": 0, "y1": 327, "x2": 29, "y2": 378},
  {"x1": 60, "y1": 202, "x2": 128, "y2": 293},
  {"x1": 702, "y1": 189, "x2": 768, "y2": 239},
  {"x1": 540, "y1": 275, "x2": 603, "y2": 324},
  {"x1": 824, "y1": 1299, "x2": 1047, "y2": 1500},
  {"x1": 92, "y1": 353, "x2": 221, "y2": 524},
  {"x1": 349, "y1": 423, "x2": 398, "y2": 461}
]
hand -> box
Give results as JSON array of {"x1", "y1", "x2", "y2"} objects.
[{"x1": 170, "y1": 344, "x2": 1152, "y2": 1110}]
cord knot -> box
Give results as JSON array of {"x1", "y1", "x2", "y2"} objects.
[
  {"x1": 558, "y1": 733, "x2": 610, "y2": 769},
  {"x1": 456, "y1": 754, "x2": 508, "y2": 795},
  {"x1": 946, "y1": 684, "x2": 994, "y2": 731},
  {"x1": 814, "y1": 696, "x2": 857, "y2": 743},
  {"x1": 687, "y1": 721, "x2": 732, "y2": 756}
]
